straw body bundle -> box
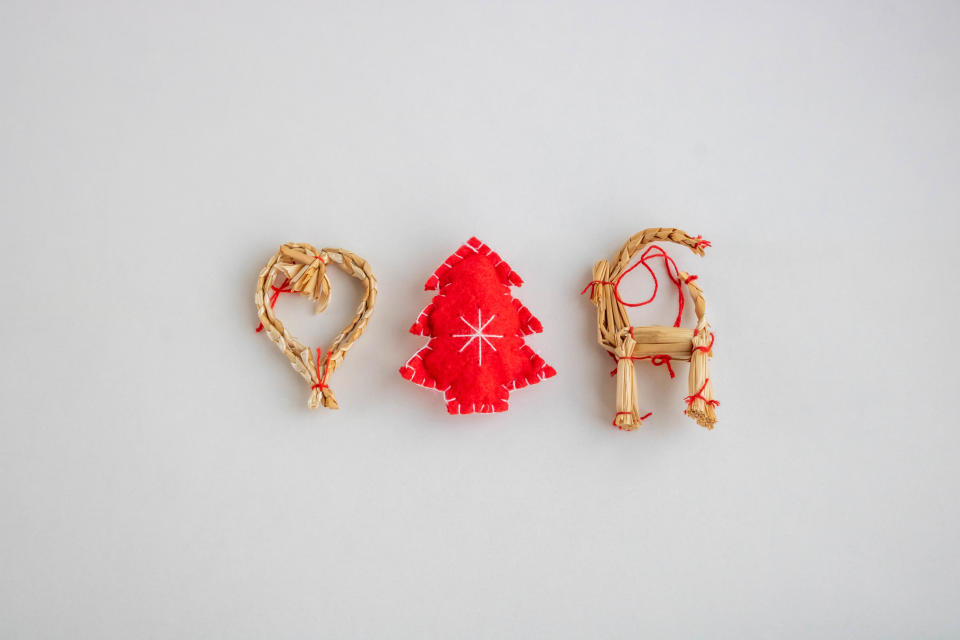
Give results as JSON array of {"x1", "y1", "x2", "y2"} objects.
[
  {"x1": 585, "y1": 228, "x2": 717, "y2": 430},
  {"x1": 255, "y1": 242, "x2": 377, "y2": 410}
]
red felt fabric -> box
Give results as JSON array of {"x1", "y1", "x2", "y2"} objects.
[{"x1": 400, "y1": 238, "x2": 555, "y2": 414}]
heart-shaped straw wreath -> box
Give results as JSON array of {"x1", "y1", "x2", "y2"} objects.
[
  {"x1": 255, "y1": 242, "x2": 377, "y2": 410},
  {"x1": 583, "y1": 228, "x2": 717, "y2": 431}
]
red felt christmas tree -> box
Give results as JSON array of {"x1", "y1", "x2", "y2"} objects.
[{"x1": 400, "y1": 237, "x2": 556, "y2": 414}]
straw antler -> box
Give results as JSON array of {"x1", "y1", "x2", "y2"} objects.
[
  {"x1": 255, "y1": 242, "x2": 377, "y2": 410},
  {"x1": 585, "y1": 228, "x2": 717, "y2": 430}
]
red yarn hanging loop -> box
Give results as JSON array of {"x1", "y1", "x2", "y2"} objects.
[{"x1": 581, "y1": 244, "x2": 692, "y2": 328}]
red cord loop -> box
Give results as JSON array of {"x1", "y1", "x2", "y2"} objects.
[{"x1": 581, "y1": 245, "x2": 689, "y2": 327}]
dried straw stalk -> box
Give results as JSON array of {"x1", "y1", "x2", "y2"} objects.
[
  {"x1": 255, "y1": 242, "x2": 377, "y2": 410},
  {"x1": 586, "y1": 228, "x2": 717, "y2": 430}
]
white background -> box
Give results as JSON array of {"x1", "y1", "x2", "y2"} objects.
[{"x1": 2, "y1": 1, "x2": 958, "y2": 638}]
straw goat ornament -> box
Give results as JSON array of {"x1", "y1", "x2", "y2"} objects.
[
  {"x1": 255, "y1": 242, "x2": 377, "y2": 410},
  {"x1": 583, "y1": 228, "x2": 718, "y2": 431}
]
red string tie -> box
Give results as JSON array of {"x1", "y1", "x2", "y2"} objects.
[
  {"x1": 684, "y1": 274, "x2": 698, "y2": 284},
  {"x1": 255, "y1": 278, "x2": 293, "y2": 332},
  {"x1": 254, "y1": 256, "x2": 325, "y2": 332},
  {"x1": 691, "y1": 331, "x2": 715, "y2": 354},
  {"x1": 580, "y1": 280, "x2": 615, "y2": 296},
  {"x1": 312, "y1": 349, "x2": 333, "y2": 392},
  {"x1": 684, "y1": 378, "x2": 720, "y2": 408},
  {"x1": 607, "y1": 352, "x2": 675, "y2": 378},
  {"x1": 692, "y1": 235, "x2": 712, "y2": 250},
  {"x1": 649, "y1": 354, "x2": 675, "y2": 378}
]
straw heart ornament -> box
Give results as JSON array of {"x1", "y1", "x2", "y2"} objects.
[
  {"x1": 583, "y1": 228, "x2": 718, "y2": 431},
  {"x1": 255, "y1": 242, "x2": 377, "y2": 410}
]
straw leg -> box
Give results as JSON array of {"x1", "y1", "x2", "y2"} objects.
[
  {"x1": 613, "y1": 334, "x2": 645, "y2": 430},
  {"x1": 686, "y1": 326, "x2": 717, "y2": 429}
]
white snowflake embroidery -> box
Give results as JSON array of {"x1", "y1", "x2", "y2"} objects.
[{"x1": 452, "y1": 309, "x2": 504, "y2": 366}]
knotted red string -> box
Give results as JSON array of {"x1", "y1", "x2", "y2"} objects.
[
  {"x1": 692, "y1": 331, "x2": 715, "y2": 354},
  {"x1": 607, "y1": 352, "x2": 675, "y2": 378},
  {"x1": 255, "y1": 256, "x2": 326, "y2": 333},
  {"x1": 692, "y1": 235, "x2": 711, "y2": 250},
  {"x1": 255, "y1": 278, "x2": 293, "y2": 332},
  {"x1": 684, "y1": 378, "x2": 720, "y2": 408},
  {"x1": 648, "y1": 354, "x2": 675, "y2": 377},
  {"x1": 581, "y1": 244, "x2": 689, "y2": 327},
  {"x1": 312, "y1": 349, "x2": 333, "y2": 392}
]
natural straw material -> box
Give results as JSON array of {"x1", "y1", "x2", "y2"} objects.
[
  {"x1": 255, "y1": 242, "x2": 377, "y2": 410},
  {"x1": 585, "y1": 228, "x2": 717, "y2": 430}
]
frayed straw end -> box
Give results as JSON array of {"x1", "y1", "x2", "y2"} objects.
[
  {"x1": 685, "y1": 408, "x2": 717, "y2": 430},
  {"x1": 314, "y1": 289, "x2": 331, "y2": 314},
  {"x1": 320, "y1": 387, "x2": 339, "y2": 410},
  {"x1": 313, "y1": 272, "x2": 332, "y2": 314},
  {"x1": 613, "y1": 412, "x2": 643, "y2": 431}
]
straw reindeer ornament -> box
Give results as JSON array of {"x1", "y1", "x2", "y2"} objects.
[
  {"x1": 255, "y1": 242, "x2": 377, "y2": 410},
  {"x1": 583, "y1": 228, "x2": 718, "y2": 431}
]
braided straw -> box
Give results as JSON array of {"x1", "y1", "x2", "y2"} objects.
[
  {"x1": 586, "y1": 228, "x2": 717, "y2": 430},
  {"x1": 255, "y1": 242, "x2": 377, "y2": 410}
]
